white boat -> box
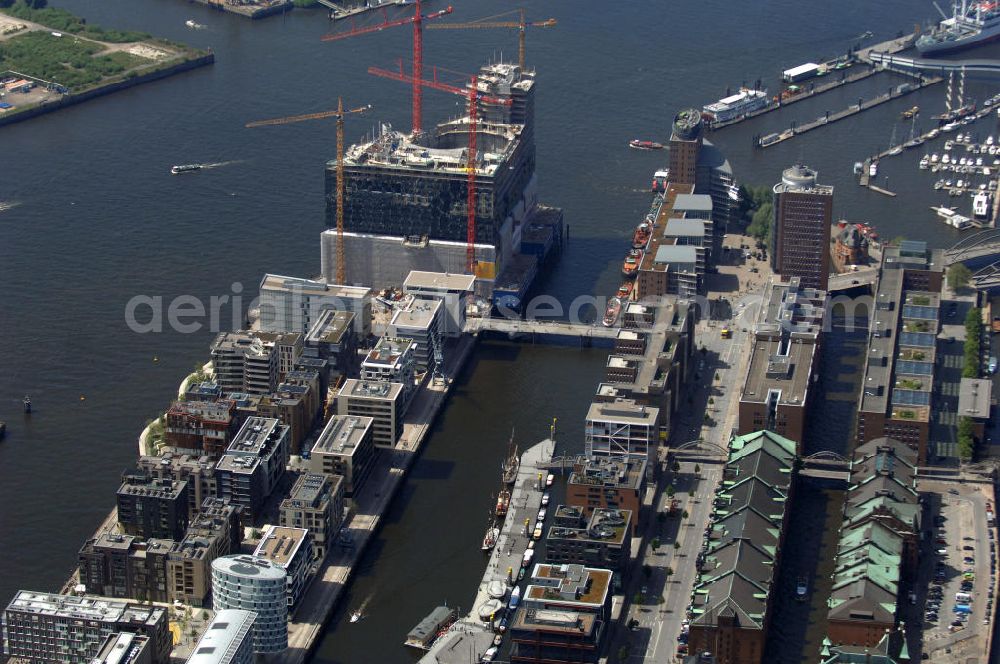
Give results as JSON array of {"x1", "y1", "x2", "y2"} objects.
[
  {"x1": 185, "y1": 19, "x2": 205, "y2": 29},
  {"x1": 853, "y1": 161, "x2": 864, "y2": 174},
  {"x1": 943, "y1": 122, "x2": 960, "y2": 132},
  {"x1": 888, "y1": 146, "x2": 904, "y2": 156},
  {"x1": 945, "y1": 140, "x2": 955, "y2": 150},
  {"x1": 920, "y1": 157, "x2": 930, "y2": 169},
  {"x1": 869, "y1": 162, "x2": 878, "y2": 178},
  {"x1": 482, "y1": 526, "x2": 500, "y2": 552},
  {"x1": 931, "y1": 153, "x2": 940, "y2": 162},
  {"x1": 350, "y1": 609, "x2": 363, "y2": 623},
  {"x1": 703, "y1": 87, "x2": 769, "y2": 123}
]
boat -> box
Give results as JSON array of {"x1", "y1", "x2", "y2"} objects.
[
  {"x1": 933, "y1": 205, "x2": 975, "y2": 229},
  {"x1": 603, "y1": 297, "x2": 622, "y2": 328},
  {"x1": 796, "y1": 577, "x2": 808, "y2": 601},
  {"x1": 853, "y1": 161, "x2": 864, "y2": 175},
  {"x1": 629, "y1": 139, "x2": 664, "y2": 150},
  {"x1": 23, "y1": 395, "x2": 30, "y2": 414},
  {"x1": 917, "y1": 1, "x2": 1000, "y2": 55},
  {"x1": 350, "y1": 610, "x2": 363, "y2": 623},
  {"x1": 869, "y1": 161, "x2": 878, "y2": 178},
  {"x1": 942, "y1": 121, "x2": 961, "y2": 132},
  {"x1": 651, "y1": 169, "x2": 670, "y2": 192},
  {"x1": 632, "y1": 222, "x2": 652, "y2": 249},
  {"x1": 703, "y1": 87, "x2": 770, "y2": 123},
  {"x1": 888, "y1": 145, "x2": 904, "y2": 156},
  {"x1": 622, "y1": 249, "x2": 643, "y2": 278},
  {"x1": 495, "y1": 489, "x2": 511, "y2": 518},
  {"x1": 509, "y1": 586, "x2": 522, "y2": 609},
  {"x1": 405, "y1": 605, "x2": 458, "y2": 650},
  {"x1": 928, "y1": 128, "x2": 941, "y2": 139},
  {"x1": 171, "y1": 164, "x2": 202, "y2": 175},
  {"x1": 901, "y1": 105, "x2": 920, "y2": 119},
  {"x1": 185, "y1": 19, "x2": 205, "y2": 29},
  {"x1": 482, "y1": 523, "x2": 500, "y2": 551},
  {"x1": 501, "y1": 432, "x2": 519, "y2": 486},
  {"x1": 616, "y1": 281, "x2": 633, "y2": 301},
  {"x1": 920, "y1": 157, "x2": 930, "y2": 169}
]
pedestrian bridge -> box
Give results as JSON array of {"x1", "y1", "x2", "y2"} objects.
[
  {"x1": 869, "y1": 52, "x2": 1000, "y2": 76},
  {"x1": 944, "y1": 230, "x2": 1000, "y2": 289},
  {"x1": 464, "y1": 316, "x2": 619, "y2": 342}
]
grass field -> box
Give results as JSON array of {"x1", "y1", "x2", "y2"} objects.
[
  {"x1": 1, "y1": 2, "x2": 150, "y2": 43},
  {"x1": 0, "y1": 30, "x2": 145, "y2": 90}
]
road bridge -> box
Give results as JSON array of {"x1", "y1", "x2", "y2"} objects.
[
  {"x1": 868, "y1": 52, "x2": 1000, "y2": 76},
  {"x1": 464, "y1": 316, "x2": 619, "y2": 343},
  {"x1": 944, "y1": 228, "x2": 1000, "y2": 270}
]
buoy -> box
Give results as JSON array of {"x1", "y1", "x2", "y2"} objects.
[
  {"x1": 80, "y1": 395, "x2": 86, "y2": 401},
  {"x1": 153, "y1": 356, "x2": 159, "y2": 363}
]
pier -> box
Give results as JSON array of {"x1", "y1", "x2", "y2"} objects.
[
  {"x1": 278, "y1": 334, "x2": 478, "y2": 663},
  {"x1": 190, "y1": 0, "x2": 292, "y2": 19},
  {"x1": 759, "y1": 74, "x2": 942, "y2": 149},
  {"x1": 318, "y1": 0, "x2": 411, "y2": 21},
  {"x1": 419, "y1": 438, "x2": 555, "y2": 664}
]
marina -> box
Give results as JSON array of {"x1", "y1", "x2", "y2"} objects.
[{"x1": 419, "y1": 438, "x2": 555, "y2": 664}]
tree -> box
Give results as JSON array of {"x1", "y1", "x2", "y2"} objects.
[
  {"x1": 747, "y1": 201, "x2": 774, "y2": 242},
  {"x1": 665, "y1": 567, "x2": 674, "y2": 578},
  {"x1": 964, "y1": 307, "x2": 983, "y2": 378},
  {"x1": 682, "y1": 510, "x2": 689, "y2": 519},
  {"x1": 618, "y1": 645, "x2": 630, "y2": 662},
  {"x1": 958, "y1": 416, "x2": 976, "y2": 460},
  {"x1": 674, "y1": 542, "x2": 681, "y2": 550},
  {"x1": 666, "y1": 485, "x2": 675, "y2": 498},
  {"x1": 948, "y1": 263, "x2": 973, "y2": 291},
  {"x1": 708, "y1": 397, "x2": 714, "y2": 405},
  {"x1": 694, "y1": 464, "x2": 701, "y2": 475},
  {"x1": 651, "y1": 537, "x2": 661, "y2": 551}
]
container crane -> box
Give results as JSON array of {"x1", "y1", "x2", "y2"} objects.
[
  {"x1": 368, "y1": 62, "x2": 512, "y2": 274},
  {"x1": 245, "y1": 98, "x2": 371, "y2": 284},
  {"x1": 321, "y1": 0, "x2": 453, "y2": 135},
  {"x1": 426, "y1": 8, "x2": 556, "y2": 71}
]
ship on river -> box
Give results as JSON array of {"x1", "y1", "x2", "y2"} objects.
[{"x1": 917, "y1": 1, "x2": 1000, "y2": 55}]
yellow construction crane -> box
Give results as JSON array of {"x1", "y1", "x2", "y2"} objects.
[
  {"x1": 246, "y1": 98, "x2": 370, "y2": 284},
  {"x1": 427, "y1": 8, "x2": 556, "y2": 71}
]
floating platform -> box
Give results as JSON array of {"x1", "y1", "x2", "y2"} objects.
[{"x1": 405, "y1": 606, "x2": 457, "y2": 650}]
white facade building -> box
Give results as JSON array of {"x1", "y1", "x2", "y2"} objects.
[
  {"x1": 210, "y1": 556, "x2": 287, "y2": 654},
  {"x1": 185, "y1": 609, "x2": 256, "y2": 664}
]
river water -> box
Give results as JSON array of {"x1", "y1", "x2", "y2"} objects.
[{"x1": 0, "y1": 0, "x2": 996, "y2": 661}]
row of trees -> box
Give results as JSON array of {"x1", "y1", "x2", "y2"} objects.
[{"x1": 963, "y1": 307, "x2": 982, "y2": 379}]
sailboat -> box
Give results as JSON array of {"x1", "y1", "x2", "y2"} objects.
[
  {"x1": 904, "y1": 116, "x2": 924, "y2": 149},
  {"x1": 887, "y1": 125, "x2": 903, "y2": 156},
  {"x1": 482, "y1": 509, "x2": 500, "y2": 552},
  {"x1": 501, "y1": 429, "x2": 519, "y2": 485}
]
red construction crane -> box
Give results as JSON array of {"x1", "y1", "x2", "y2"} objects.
[
  {"x1": 426, "y1": 8, "x2": 556, "y2": 71},
  {"x1": 245, "y1": 99, "x2": 371, "y2": 284},
  {"x1": 369, "y1": 62, "x2": 512, "y2": 274},
  {"x1": 321, "y1": 0, "x2": 453, "y2": 135}
]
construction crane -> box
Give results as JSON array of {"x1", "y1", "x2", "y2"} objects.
[
  {"x1": 369, "y1": 62, "x2": 512, "y2": 273},
  {"x1": 426, "y1": 8, "x2": 556, "y2": 71},
  {"x1": 321, "y1": 0, "x2": 453, "y2": 135},
  {"x1": 245, "y1": 98, "x2": 370, "y2": 284}
]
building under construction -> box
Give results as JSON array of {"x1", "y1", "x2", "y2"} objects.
[{"x1": 322, "y1": 61, "x2": 561, "y2": 301}]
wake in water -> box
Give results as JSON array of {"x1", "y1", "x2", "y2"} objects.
[
  {"x1": 0, "y1": 200, "x2": 22, "y2": 212},
  {"x1": 200, "y1": 160, "x2": 244, "y2": 170},
  {"x1": 350, "y1": 592, "x2": 375, "y2": 623}
]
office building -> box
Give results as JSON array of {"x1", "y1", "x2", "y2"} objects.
[
  {"x1": 253, "y1": 526, "x2": 312, "y2": 611},
  {"x1": 136, "y1": 453, "x2": 219, "y2": 522},
  {"x1": 361, "y1": 337, "x2": 417, "y2": 406},
  {"x1": 167, "y1": 498, "x2": 243, "y2": 607},
  {"x1": 771, "y1": 164, "x2": 833, "y2": 291},
  {"x1": 116, "y1": 472, "x2": 189, "y2": 542},
  {"x1": 686, "y1": 430, "x2": 797, "y2": 664},
  {"x1": 595, "y1": 298, "x2": 696, "y2": 439},
  {"x1": 669, "y1": 108, "x2": 702, "y2": 186},
  {"x1": 185, "y1": 610, "x2": 256, "y2": 664},
  {"x1": 215, "y1": 417, "x2": 290, "y2": 524},
  {"x1": 303, "y1": 308, "x2": 359, "y2": 376},
  {"x1": 90, "y1": 632, "x2": 152, "y2": 664},
  {"x1": 336, "y1": 379, "x2": 405, "y2": 448},
  {"x1": 738, "y1": 278, "x2": 826, "y2": 450},
  {"x1": 584, "y1": 399, "x2": 660, "y2": 468},
  {"x1": 857, "y1": 242, "x2": 944, "y2": 463},
  {"x1": 164, "y1": 399, "x2": 243, "y2": 459},
  {"x1": 2, "y1": 591, "x2": 170, "y2": 664},
  {"x1": 258, "y1": 274, "x2": 371, "y2": 339},
  {"x1": 280, "y1": 472, "x2": 345, "y2": 560},
  {"x1": 388, "y1": 298, "x2": 444, "y2": 373},
  {"x1": 211, "y1": 556, "x2": 287, "y2": 654},
  {"x1": 546, "y1": 507, "x2": 631, "y2": 577},
  {"x1": 309, "y1": 415, "x2": 376, "y2": 495},
  {"x1": 510, "y1": 564, "x2": 613, "y2": 664},
  {"x1": 402, "y1": 270, "x2": 475, "y2": 336},
  {"x1": 566, "y1": 458, "x2": 645, "y2": 536}
]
